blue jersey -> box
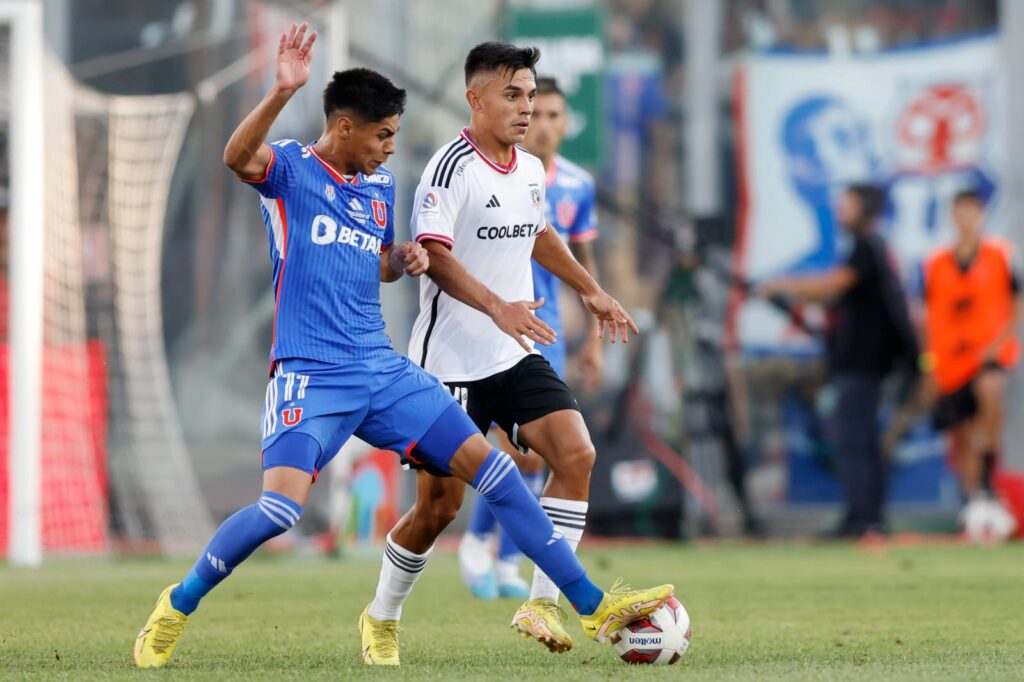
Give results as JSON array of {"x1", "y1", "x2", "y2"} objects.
[
  {"x1": 532, "y1": 155, "x2": 597, "y2": 376},
  {"x1": 242, "y1": 139, "x2": 396, "y2": 368}
]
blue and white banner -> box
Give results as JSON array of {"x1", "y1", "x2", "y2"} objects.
[{"x1": 732, "y1": 35, "x2": 1005, "y2": 355}]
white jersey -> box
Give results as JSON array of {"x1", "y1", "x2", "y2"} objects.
[{"x1": 409, "y1": 129, "x2": 548, "y2": 382}]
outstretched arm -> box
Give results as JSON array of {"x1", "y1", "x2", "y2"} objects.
[
  {"x1": 223, "y1": 22, "x2": 317, "y2": 178},
  {"x1": 421, "y1": 240, "x2": 557, "y2": 353},
  {"x1": 757, "y1": 267, "x2": 857, "y2": 303},
  {"x1": 532, "y1": 228, "x2": 638, "y2": 343}
]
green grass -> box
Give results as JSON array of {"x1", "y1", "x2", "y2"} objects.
[{"x1": 1, "y1": 542, "x2": 1022, "y2": 680}]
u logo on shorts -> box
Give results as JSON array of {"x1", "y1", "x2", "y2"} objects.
[{"x1": 282, "y1": 407, "x2": 303, "y2": 426}]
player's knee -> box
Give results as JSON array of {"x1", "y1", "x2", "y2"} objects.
[
  {"x1": 414, "y1": 498, "x2": 460, "y2": 535},
  {"x1": 552, "y1": 439, "x2": 596, "y2": 479}
]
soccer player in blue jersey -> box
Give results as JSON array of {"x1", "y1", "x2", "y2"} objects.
[
  {"x1": 132, "y1": 23, "x2": 673, "y2": 669},
  {"x1": 458, "y1": 77, "x2": 603, "y2": 600}
]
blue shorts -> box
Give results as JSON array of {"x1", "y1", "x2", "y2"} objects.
[
  {"x1": 538, "y1": 336, "x2": 566, "y2": 379},
  {"x1": 259, "y1": 353, "x2": 473, "y2": 478}
]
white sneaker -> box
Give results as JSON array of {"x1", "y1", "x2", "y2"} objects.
[
  {"x1": 496, "y1": 558, "x2": 530, "y2": 599},
  {"x1": 961, "y1": 495, "x2": 1018, "y2": 543},
  {"x1": 458, "y1": 533, "x2": 497, "y2": 599}
]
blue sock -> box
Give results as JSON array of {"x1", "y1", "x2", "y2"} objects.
[
  {"x1": 467, "y1": 495, "x2": 498, "y2": 538},
  {"x1": 472, "y1": 449, "x2": 603, "y2": 615},
  {"x1": 497, "y1": 469, "x2": 544, "y2": 563},
  {"x1": 170, "y1": 491, "x2": 303, "y2": 615}
]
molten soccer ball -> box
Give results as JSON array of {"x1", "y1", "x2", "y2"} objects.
[{"x1": 611, "y1": 595, "x2": 691, "y2": 665}]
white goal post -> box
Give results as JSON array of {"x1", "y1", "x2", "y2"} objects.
[{"x1": 3, "y1": 0, "x2": 44, "y2": 567}]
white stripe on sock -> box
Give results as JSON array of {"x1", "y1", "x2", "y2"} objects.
[
  {"x1": 258, "y1": 501, "x2": 292, "y2": 530},
  {"x1": 482, "y1": 460, "x2": 515, "y2": 495},
  {"x1": 477, "y1": 453, "x2": 514, "y2": 494},
  {"x1": 260, "y1": 496, "x2": 299, "y2": 525}
]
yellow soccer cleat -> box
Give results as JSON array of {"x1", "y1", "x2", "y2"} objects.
[
  {"x1": 133, "y1": 584, "x2": 189, "y2": 669},
  {"x1": 358, "y1": 605, "x2": 401, "y2": 666},
  {"x1": 579, "y1": 579, "x2": 675, "y2": 644},
  {"x1": 510, "y1": 598, "x2": 573, "y2": 653}
]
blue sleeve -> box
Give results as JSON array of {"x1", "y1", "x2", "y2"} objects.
[
  {"x1": 569, "y1": 179, "x2": 598, "y2": 243},
  {"x1": 239, "y1": 139, "x2": 301, "y2": 198},
  {"x1": 382, "y1": 181, "x2": 396, "y2": 250}
]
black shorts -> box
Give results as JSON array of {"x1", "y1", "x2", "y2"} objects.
[
  {"x1": 402, "y1": 354, "x2": 579, "y2": 475},
  {"x1": 932, "y1": 361, "x2": 1005, "y2": 430}
]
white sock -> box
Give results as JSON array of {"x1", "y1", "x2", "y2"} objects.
[
  {"x1": 368, "y1": 533, "x2": 431, "y2": 621},
  {"x1": 529, "y1": 497, "x2": 588, "y2": 602}
]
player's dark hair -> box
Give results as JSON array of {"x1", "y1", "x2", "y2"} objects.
[
  {"x1": 536, "y1": 77, "x2": 564, "y2": 98},
  {"x1": 846, "y1": 183, "x2": 886, "y2": 223},
  {"x1": 464, "y1": 42, "x2": 541, "y2": 86},
  {"x1": 953, "y1": 188, "x2": 986, "y2": 207},
  {"x1": 322, "y1": 68, "x2": 406, "y2": 121}
]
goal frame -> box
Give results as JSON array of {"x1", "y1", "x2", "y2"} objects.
[{"x1": 3, "y1": 0, "x2": 44, "y2": 567}]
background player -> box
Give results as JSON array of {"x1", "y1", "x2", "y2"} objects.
[
  {"x1": 362, "y1": 42, "x2": 644, "y2": 659},
  {"x1": 133, "y1": 24, "x2": 673, "y2": 670},
  {"x1": 458, "y1": 76, "x2": 602, "y2": 600},
  {"x1": 922, "y1": 188, "x2": 1020, "y2": 536}
]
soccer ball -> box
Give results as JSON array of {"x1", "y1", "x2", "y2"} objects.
[
  {"x1": 961, "y1": 497, "x2": 1018, "y2": 543},
  {"x1": 611, "y1": 595, "x2": 691, "y2": 665}
]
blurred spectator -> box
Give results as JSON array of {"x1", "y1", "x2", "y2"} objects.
[
  {"x1": 922, "y1": 190, "x2": 1021, "y2": 511},
  {"x1": 725, "y1": 0, "x2": 998, "y2": 54},
  {"x1": 757, "y1": 185, "x2": 917, "y2": 537}
]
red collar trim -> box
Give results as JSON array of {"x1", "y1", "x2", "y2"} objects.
[
  {"x1": 460, "y1": 128, "x2": 518, "y2": 174},
  {"x1": 309, "y1": 146, "x2": 359, "y2": 184}
]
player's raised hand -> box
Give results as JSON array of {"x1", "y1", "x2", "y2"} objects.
[
  {"x1": 582, "y1": 291, "x2": 639, "y2": 344},
  {"x1": 493, "y1": 298, "x2": 557, "y2": 352},
  {"x1": 276, "y1": 22, "x2": 317, "y2": 92},
  {"x1": 390, "y1": 241, "x2": 430, "y2": 277}
]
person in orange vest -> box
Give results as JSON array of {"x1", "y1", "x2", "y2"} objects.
[
  {"x1": 921, "y1": 188, "x2": 1021, "y2": 513},
  {"x1": 759, "y1": 184, "x2": 918, "y2": 538}
]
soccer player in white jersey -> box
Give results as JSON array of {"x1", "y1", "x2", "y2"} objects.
[
  {"x1": 458, "y1": 76, "x2": 603, "y2": 600},
  {"x1": 131, "y1": 24, "x2": 672, "y2": 670},
  {"x1": 362, "y1": 43, "x2": 640, "y2": 657}
]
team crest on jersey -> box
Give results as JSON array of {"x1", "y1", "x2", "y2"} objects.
[
  {"x1": 530, "y1": 186, "x2": 541, "y2": 208},
  {"x1": 324, "y1": 184, "x2": 335, "y2": 201},
  {"x1": 556, "y1": 198, "x2": 577, "y2": 227},
  {"x1": 282, "y1": 407, "x2": 303, "y2": 426}
]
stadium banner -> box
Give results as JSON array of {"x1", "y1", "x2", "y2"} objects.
[
  {"x1": 732, "y1": 35, "x2": 1005, "y2": 356},
  {"x1": 507, "y1": 6, "x2": 604, "y2": 166}
]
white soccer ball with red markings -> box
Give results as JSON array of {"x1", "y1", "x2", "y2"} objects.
[{"x1": 611, "y1": 595, "x2": 691, "y2": 665}]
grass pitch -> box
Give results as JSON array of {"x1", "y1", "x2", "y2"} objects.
[{"x1": 1, "y1": 541, "x2": 1022, "y2": 680}]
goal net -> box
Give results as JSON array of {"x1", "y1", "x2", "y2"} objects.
[{"x1": 1, "y1": 6, "x2": 212, "y2": 561}]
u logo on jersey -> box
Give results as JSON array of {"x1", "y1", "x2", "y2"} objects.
[
  {"x1": 282, "y1": 407, "x2": 303, "y2": 426},
  {"x1": 371, "y1": 199, "x2": 387, "y2": 228}
]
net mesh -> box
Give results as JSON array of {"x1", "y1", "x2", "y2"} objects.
[{"x1": 0, "y1": 36, "x2": 212, "y2": 556}]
